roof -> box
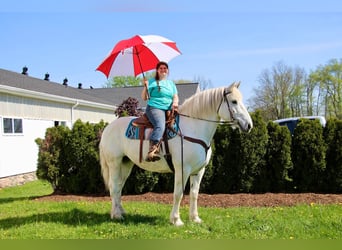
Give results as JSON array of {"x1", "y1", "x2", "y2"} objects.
[
  {"x1": 0, "y1": 68, "x2": 199, "y2": 108},
  {"x1": 0, "y1": 68, "x2": 113, "y2": 106}
]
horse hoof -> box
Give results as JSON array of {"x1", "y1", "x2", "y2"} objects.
[
  {"x1": 191, "y1": 216, "x2": 203, "y2": 224},
  {"x1": 110, "y1": 212, "x2": 124, "y2": 221},
  {"x1": 170, "y1": 218, "x2": 184, "y2": 227}
]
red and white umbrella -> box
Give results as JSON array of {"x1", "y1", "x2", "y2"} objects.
[{"x1": 96, "y1": 34, "x2": 181, "y2": 78}]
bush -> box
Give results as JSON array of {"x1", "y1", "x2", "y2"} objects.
[
  {"x1": 262, "y1": 122, "x2": 293, "y2": 192},
  {"x1": 291, "y1": 119, "x2": 326, "y2": 192},
  {"x1": 211, "y1": 125, "x2": 234, "y2": 193},
  {"x1": 324, "y1": 118, "x2": 342, "y2": 193},
  {"x1": 242, "y1": 111, "x2": 268, "y2": 193},
  {"x1": 36, "y1": 120, "x2": 107, "y2": 194},
  {"x1": 115, "y1": 97, "x2": 143, "y2": 117},
  {"x1": 211, "y1": 111, "x2": 268, "y2": 193},
  {"x1": 36, "y1": 116, "x2": 342, "y2": 195},
  {"x1": 36, "y1": 125, "x2": 70, "y2": 190},
  {"x1": 123, "y1": 167, "x2": 160, "y2": 194}
]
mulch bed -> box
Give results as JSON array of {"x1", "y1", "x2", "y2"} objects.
[{"x1": 34, "y1": 192, "x2": 342, "y2": 208}]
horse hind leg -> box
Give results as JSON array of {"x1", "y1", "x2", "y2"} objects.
[{"x1": 108, "y1": 156, "x2": 134, "y2": 220}]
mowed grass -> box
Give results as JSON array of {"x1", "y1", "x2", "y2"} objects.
[{"x1": 0, "y1": 180, "x2": 341, "y2": 239}]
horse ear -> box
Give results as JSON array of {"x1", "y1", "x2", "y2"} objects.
[{"x1": 235, "y1": 81, "x2": 241, "y2": 88}]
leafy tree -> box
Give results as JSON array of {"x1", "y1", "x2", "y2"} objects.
[
  {"x1": 250, "y1": 61, "x2": 307, "y2": 121},
  {"x1": 309, "y1": 58, "x2": 342, "y2": 119},
  {"x1": 192, "y1": 75, "x2": 213, "y2": 90},
  {"x1": 104, "y1": 72, "x2": 156, "y2": 88},
  {"x1": 104, "y1": 76, "x2": 141, "y2": 87}
]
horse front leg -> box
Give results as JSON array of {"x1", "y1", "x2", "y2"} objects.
[
  {"x1": 170, "y1": 171, "x2": 187, "y2": 226},
  {"x1": 189, "y1": 167, "x2": 205, "y2": 223}
]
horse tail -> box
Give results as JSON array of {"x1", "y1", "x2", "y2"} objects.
[{"x1": 99, "y1": 139, "x2": 109, "y2": 190}]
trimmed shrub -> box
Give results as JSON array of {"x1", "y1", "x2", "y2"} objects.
[
  {"x1": 242, "y1": 111, "x2": 268, "y2": 193},
  {"x1": 36, "y1": 125, "x2": 70, "y2": 190},
  {"x1": 262, "y1": 122, "x2": 293, "y2": 192},
  {"x1": 211, "y1": 111, "x2": 268, "y2": 193},
  {"x1": 291, "y1": 119, "x2": 326, "y2": 192},
  {"x1": 324, "y1": 118, "x2": 342, "y2": 193},
  {"x1": 36, "y1": 120, "x2": 107, "y2": 194}
]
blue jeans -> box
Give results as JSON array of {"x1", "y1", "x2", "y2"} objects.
[{"x1": 145, "y1": 105, "x2": 166, "y2": 144}]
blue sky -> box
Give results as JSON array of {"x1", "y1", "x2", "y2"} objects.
[{"x1": 1, "y1": 1, "x2": 342, "y2": 101}]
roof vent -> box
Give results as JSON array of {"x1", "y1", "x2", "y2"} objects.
[
  {"x1": 78, "y1": 83, "x2": 82, "y2": 89},
  {"x1": 44, "y1": 73, "x2": 50, "y2": 81},
  {"x1": 63, "y1": 78, "x2": 68, "y2": 86},
  {"x1": 21, "y1": 66, "x2": 28, "y2": 75}
]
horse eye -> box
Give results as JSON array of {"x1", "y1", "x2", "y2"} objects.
[{"x1": 232, "y1": 100, "x2": 238, "y2": 104}]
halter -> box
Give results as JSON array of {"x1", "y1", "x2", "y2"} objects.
[{"x1": 178, "y1": 87, "x2": 237, "y2": 125}]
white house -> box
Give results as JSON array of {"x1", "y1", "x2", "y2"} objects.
[{"x1": 0, "y1": 68, "x2": 199, "y2": 185}]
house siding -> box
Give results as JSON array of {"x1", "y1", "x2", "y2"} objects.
[
  {"x1": 0, "y1": 117, "x2": 52, "y2": 178},
  {"x1": 0, "y1": 92, "x2": 115, "y2": 123},
  {"x1": 0, "y1": 91, "x2": 116, "y2": 179}
]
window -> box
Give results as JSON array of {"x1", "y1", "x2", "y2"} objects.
[
  {"x1": 2, "y1": 118, "x2": 23, "y2": 134},
  {"x1": 54, "y1": 121, "x2": 67, "y2": 127}
]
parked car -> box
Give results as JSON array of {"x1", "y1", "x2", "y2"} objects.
[{"x1": 273, "y1": 116, "x2": 326, "y2": 135}]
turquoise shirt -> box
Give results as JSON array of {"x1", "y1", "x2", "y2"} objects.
[{"x1": 147, "y1": 79, "x2": 178, "y2": 110}]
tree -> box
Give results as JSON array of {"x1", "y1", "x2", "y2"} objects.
[
  {"x1": 103, "y1": 72, "x2": 156, "y2": 88},
  {"x1": 104, "y1": 76, "x2": 141, "y2": 87},
  {"x1": 193, "y1": 75, "x2": 213, "y2": 90},
  {"x1": 250, "y1": 61, "x2": 307, "y2": 121},
  {"x1": 309, "y1": 58, "x2": 342, "y2": 119}
]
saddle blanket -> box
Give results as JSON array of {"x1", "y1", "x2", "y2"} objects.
[{"x1": 125, "y1": 116, "x2": 179, "y2": 140}]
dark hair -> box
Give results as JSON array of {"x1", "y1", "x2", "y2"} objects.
[{"x1": 155, "y1": 61, "x2": 169, "y2": 81}]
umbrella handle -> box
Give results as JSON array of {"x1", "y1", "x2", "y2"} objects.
[{"x1": 142, "y1": 74, "x2": 150, "y2": 100}]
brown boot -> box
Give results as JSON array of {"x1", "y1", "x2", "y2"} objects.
[{"x1": 146, "y1": 141, "x2": 161, "y2": 162}]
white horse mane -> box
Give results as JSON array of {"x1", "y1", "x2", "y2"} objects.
[{"x1": 179, "y1": 83, "x2": 242, "y2": 118}]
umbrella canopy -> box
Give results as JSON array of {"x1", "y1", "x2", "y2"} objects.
[{"x1": 96, "y1": 34, "x2": 181, "y2": 78}]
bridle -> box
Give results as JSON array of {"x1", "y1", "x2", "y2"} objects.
[{"x1": 178, "y1": 87, "x2": 237, "y2": 125}]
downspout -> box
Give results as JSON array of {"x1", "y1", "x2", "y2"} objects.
[{"x1": 71, "y1": 101, "x2": 80, "y2": 127}]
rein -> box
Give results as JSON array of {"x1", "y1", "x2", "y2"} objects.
[{"x1": 178, "y1": 113, "x2": 235, "y2": 125}]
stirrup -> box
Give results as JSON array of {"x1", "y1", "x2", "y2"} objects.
[{"x1": 146, "y1": 144, "x2": 161, "y2": 162}]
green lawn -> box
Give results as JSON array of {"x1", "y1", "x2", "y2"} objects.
[{"x1": 0, "y1": 180, "x2": 341, "y2": 239}]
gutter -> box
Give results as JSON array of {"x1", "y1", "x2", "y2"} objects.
[{"x1": 71, "y1": 101, "x2": 80, "y2": 126}]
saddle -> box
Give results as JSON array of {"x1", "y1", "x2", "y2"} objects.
[{"x1": 132, "y1": 110, "x2": 177, "y2": 169}]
